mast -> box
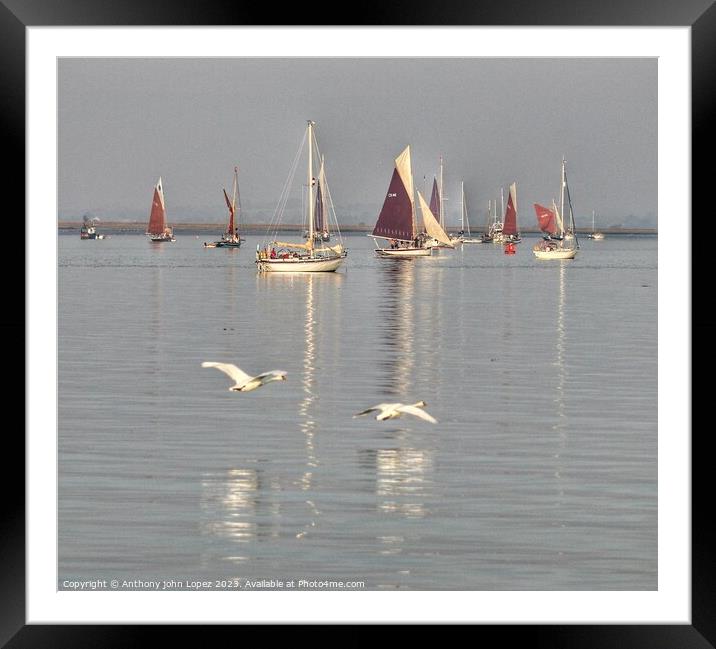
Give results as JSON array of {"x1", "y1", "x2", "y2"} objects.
[
  {"x1": 560, "y1": 157, "x2": 566, "y2": 238},
  {"x1": 465, "y1": 186, "x2": 471, "y2": 236},
  {"x1": 307, "y1": 120, "x2": 314, "y2": 248},
  {"x1": 563, "y1": 160, "x2": 579, "y2": 248},
  {"x1": 461, "y1": 182, "x2": 471, "y2": 236},
  {"x1": 232, "y1": 167, "x2": 238, "y2": 236},
  {"x1": 500, "y1": 187, "x2": 504, "y2": 223},
  {"x1": 592, "y1": 210, "x2": 595, "y2": 233},
  {"x1": 439, "y1": 155, "x2": 444, "y2": 229}
]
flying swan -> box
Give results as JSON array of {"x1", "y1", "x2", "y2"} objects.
[
  {"x1": 202, "y1": 362, "x2": 287, "y2": 392},
  {"x1": 353, "y1": 401, "x2": 437, "y2": 423}
]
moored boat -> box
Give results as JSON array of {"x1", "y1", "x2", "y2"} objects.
[
  {"x1": 532, "y1": 158, "x2": 579, "y2": 260},
  {"x1": 587, "y1": 210, "x2": 605, "y2": 239},
  {"x1": 80, "y1": 214, "x2": 99, "y2": 240},
  {"x1": 457, "y1": 182, "x2": 481, "y2": 243},
  {"x1": 256, "y1": 120, "x2": 346, "y2": 272},
  {"x1": 204, "y1": 167, "x2": 244, "y2": 248}
]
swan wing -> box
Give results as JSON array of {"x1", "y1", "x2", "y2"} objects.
[
  {"x1": 201, "y1": 362, "x2": 252, "y2": 386},
  {"x1": 254, "y1": 370, "x2": 287, "y2": 383},
  {"x1": 396, "y1": 404, "x2": 437, "y2": 423},
  {"x1": 353, "y1": 403, "x2": 397, "y2": 418},
  {"x1": 353, "y1": 407, "x2": 380, "y2": 418}
]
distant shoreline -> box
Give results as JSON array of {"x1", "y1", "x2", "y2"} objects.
[{"x1": 59, "y1": 221, "x2": 658, "y2": 235}]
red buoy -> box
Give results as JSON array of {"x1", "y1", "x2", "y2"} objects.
[{"x1": 504, "y1": 242, "x2": 516, "y2": 255}]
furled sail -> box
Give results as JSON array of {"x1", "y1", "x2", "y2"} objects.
[
  {"x1": 372, "y1": 145, "x2": 416, "y2": 241},
  {"x1": 417, "y1": 191, "x2": 454, "y2": 247},
  {"x1": 314, "y1": 159, "x2": 326, "y2": 234},
  {"x1": 534, "y1": 203, "x2": 558, "y2": 235},
  {"x1": 147, "y1": 177, "x2": 166, "y2": 235}
]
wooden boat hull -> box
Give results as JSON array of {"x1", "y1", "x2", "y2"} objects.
[
  {"x1": 533, "y1": 247, "x2": 577, "y2": 260},
  {"x1": 375, "y1": 247, "x2": 432, "y2": 258},
  {"x1": 461, "y1": 237, "x2": 483, "y2": 244},
  {"x1": 148, "y1": 235, "x2": 176, "y2": 242},
  {"x1": 256, "y1": 254, "x2": 345, "y2": 272}
]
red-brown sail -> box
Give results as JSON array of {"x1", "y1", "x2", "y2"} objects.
[
  {"x1": 534, "y1": 203, "x2": 558, "y2": 235},
  {"x1": 146, "y1": 179, "x2": 166, "y2": 235},
  {"x1": 372, "y1": 167, "x2": 415, "y2": 241},
  {"x1": 502, "y1": 183, "x2": 518, "y2": 236},
  {"x1": 223, "y1": 188, "x2": 234, "y2": 235},
  {"x1": 429, "y1": 177, "x2": 440, "y2": 224}
]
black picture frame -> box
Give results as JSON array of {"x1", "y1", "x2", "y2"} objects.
[{"x1": 7, "y1": 0, "x2": 707, "y2": 644}]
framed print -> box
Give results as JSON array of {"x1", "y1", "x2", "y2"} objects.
[{"x1": 7, "y1": 0, "x2": 710, "y2": 643}]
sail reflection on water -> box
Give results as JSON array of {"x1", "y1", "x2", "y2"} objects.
[
  {"x1": 360, "y1": 261, "x2": 434, "y2": 521},
  {"x1": 376, "y1": 261, "x2": 415, "y2": 397}
]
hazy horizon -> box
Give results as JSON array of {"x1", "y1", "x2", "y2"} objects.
[{"x1": 59, "y1": 58, "x2": 657, "y2": 228}]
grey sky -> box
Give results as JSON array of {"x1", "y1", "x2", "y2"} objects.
[{"x1": 58, "y1": 58, "x2": 656, "y2": 227}]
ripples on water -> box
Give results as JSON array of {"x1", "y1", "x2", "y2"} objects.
[{"x1": 58, "y1": 233, "x2": 657, "y2": 590}]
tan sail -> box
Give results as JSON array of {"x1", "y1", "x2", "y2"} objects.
[{"x1": 417, "y1": 192, "x2": 454, "y2": 247}]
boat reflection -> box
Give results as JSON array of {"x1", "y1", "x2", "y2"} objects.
[
  {"x1": 144, "y1": 266, "x2": 164, "y2": 429},
  {"x1": 552, "y1": 263, "x2": 568, "y2": 496},
  {"x1": 376, "y1": 261, "x2": 415, "y2": 397},
  {"x1": 199, "y1": 467, "x2": 262, "y2": 564},
  {"x1": 376, "y1": 447, "x2": 432, "y2": 517},
  {"x1": 358, "y1": 261, "x2": 435, "y2": 521},
  {"x1": 298, "y1": 274, "x2": 318, "y2": 483}
]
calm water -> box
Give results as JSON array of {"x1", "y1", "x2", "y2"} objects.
[{"x1": 58, "y1": 232, "x2": 657, "y2": 590}]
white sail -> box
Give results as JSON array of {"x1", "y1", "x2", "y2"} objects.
[
  {"x1": 395, "y1": 146, "x2": 414, "y2": 205},
  {"x1": 256, "y1": 120, "x2": 346, "y2": 272},
  {"x1": 553, "y1": 200, "x2": 565, "y2": 236},
  {"x1": 417, "y1": 191, "x2": 454, "y2": 247}
]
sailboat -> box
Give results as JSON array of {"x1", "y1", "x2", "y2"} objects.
[
  {"x1": 487, "y1": 191, "x2": 505, "y2": 243},
  {"x1": 587, "y1": 210, "x2": 605, "y2": 240},
  {"x1": 532, "y1": 158, "x2": 579, "y2": 260},
  {"x1": 480, "y1": 200, "x2": 494, "y2": 243},
  {"x1": 370, "y1": 146, "x2": 453, "y2": 257},
  {"x1": 426, "y1": 156, "x2": 456, "y2": 249},
  {"x1": 457, "y1": 182, "x2": 481, "y2": 243},
  {"x1": 502, "y1": 182, "x2": 521, "y2": 244},
  {"x1": 204, "y1": 167, "x2": 243, "y2": 248},
  {"x1": 145, "y1": 177, "x2": 175, "y2": 242},
  {"x1": 256, "y1": 120, "x2": 346, "y2": 272},
  {"x1": 302, "y1": 156, "x2": 331, "y2": 242}
]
